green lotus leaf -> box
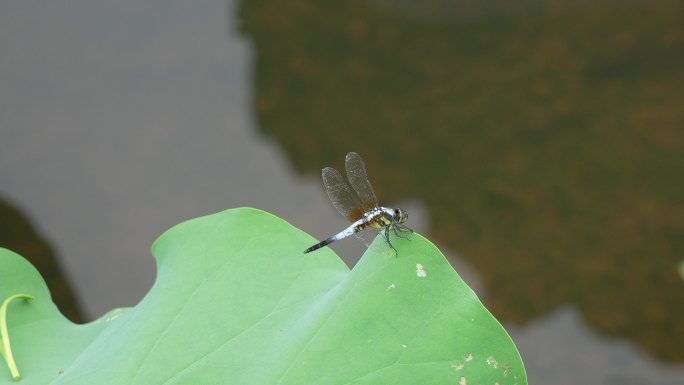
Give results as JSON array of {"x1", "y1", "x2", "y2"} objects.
[{"x1": 0, "y1": 207, "x2": 526, "y2": 384}]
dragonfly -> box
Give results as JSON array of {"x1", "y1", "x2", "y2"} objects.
[{"x1": 304, "y1": 152, "x2": 413, "y2": 254}]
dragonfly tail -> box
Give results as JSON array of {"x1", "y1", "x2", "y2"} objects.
[
  {"x1": 303, "y1": 236, "x2": 337, "y2": 253},
  {"x1": 303, "y1": 224, "x2": 357, "y2": 254}
]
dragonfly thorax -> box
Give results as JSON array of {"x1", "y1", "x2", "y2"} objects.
[{"x1": 363, "y1": 207, "x2": 408, "y2": 229}]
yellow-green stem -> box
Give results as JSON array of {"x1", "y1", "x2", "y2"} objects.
[{"x1": 1, "y1": 294, "x2": 34, "y2": 381}]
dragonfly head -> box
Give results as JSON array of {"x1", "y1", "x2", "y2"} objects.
[{"x1": 393, "y1": 208, "x2": 408, "y2": 224}]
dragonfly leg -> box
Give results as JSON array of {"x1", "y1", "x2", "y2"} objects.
[
  {"x1": 391, "y1": 223, "x2": 413, "y2": 240},
  {"x1": 383, "y1": 226, "x2": 399, "y2": 255}
]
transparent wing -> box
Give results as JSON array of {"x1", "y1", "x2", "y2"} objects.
[
  {"x1": 354, "y1": 227, "x2": 380, "y2": 247},
  {"x1": 322, "y1": 166, "x2": 365, "y2": 221},
  {"x1": 344, "y1": 152, "x2": 378, "y2": 211}
]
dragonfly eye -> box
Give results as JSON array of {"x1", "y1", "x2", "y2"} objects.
[{"x1": 394, "y1": 208, "x2": 408, "y2": 223}]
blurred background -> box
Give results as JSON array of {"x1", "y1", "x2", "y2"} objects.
[{"x1": 1, "y1": 1, "x2": 682, "y2": 384}]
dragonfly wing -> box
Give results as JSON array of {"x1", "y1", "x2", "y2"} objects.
[
  {"x1": 322, "y1": 166, "x2": 365, "y2": 221},
  {"x1": 345, "y1": 152, "x2": 378, "y2": 211},
  {"x1": 354, "y1": 227, "x2": 380, "y2": 247}
]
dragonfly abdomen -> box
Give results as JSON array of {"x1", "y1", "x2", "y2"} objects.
[{"x1": 303, "y1": 222, "x2": 359, "y2": 254}]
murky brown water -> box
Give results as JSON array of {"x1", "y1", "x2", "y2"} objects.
[{"x1": 1, "y1": 1, "x2": 682, "y2": 384}]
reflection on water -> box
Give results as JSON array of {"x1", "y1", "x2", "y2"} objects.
[
  {"x1": 1, "y1": 0, "x2": 682, "y2": 383},
  {"x1": 0, "y1": 196, "x2": 84, "y2": 323},
  {"x1": 509, "y1": 306, "x2": 684, "y2": 385},
  {"x1": 239, "y1": 0, "x2": 684, "y2": 362}
]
